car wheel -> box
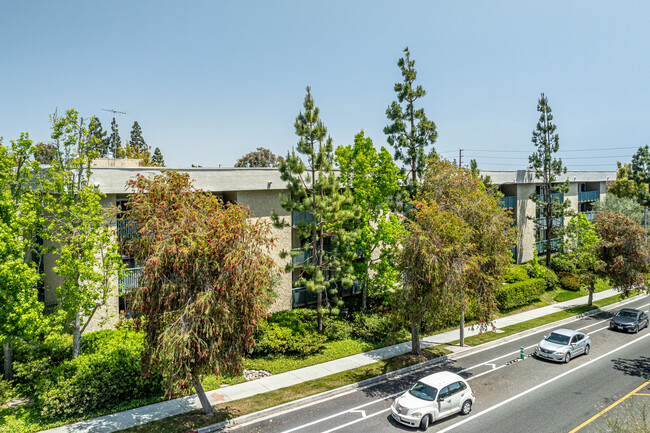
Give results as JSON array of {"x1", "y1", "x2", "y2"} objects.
[
  {"x1": 461, "y1": 400, "x2": 472, "y2": 415},
  {"x1": 419, "y1": 414, "x2": 431, "y2": 430},
  {"x1": 564, "y1": 352, "x2": 571, "y2": 363},
  {"x1": 634, "y1": 325, "x2": 639, "y2": 334},
  {"x1": 584, "y1": 344, "x2": 590, "y2": 356}
]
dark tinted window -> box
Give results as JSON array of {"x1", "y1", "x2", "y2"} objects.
[
  {"x1": 438, "y1": 386, "x2": 450, "y2": 400},
  {"x1": 449, "y1": 382, "x2": 461, "y2": 395}
]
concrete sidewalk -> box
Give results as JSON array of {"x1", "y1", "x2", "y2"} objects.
[{"x1": 42, "y1": 288, "x2": 632, "y2": 433}]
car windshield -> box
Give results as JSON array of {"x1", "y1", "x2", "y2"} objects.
[
  {"x1": 546, "y1": 332, "x2": 570, "y2": 345},
  {"x1": 409, "y1": 382, "x2": 438, "y2": 401},
  {"x1": 617, "y1": 310, "x2": 638, "y2": 318}
]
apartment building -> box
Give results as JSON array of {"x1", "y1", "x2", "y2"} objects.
[{"x1": 40, "y1": 166, "x2": 615, "y2": 332}]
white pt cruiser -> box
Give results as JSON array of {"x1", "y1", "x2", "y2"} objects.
[{"x1": 391, "y1": 371, "x2": 475, "y2": 430}]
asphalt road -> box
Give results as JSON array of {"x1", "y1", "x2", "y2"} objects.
[{"x1": 226, "y1": 295, "x2": 650, "y2": 433}]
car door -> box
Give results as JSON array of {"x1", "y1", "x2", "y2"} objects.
[
  {"x1": 569, "y1": 335, "x2": 580, "y2": 356},
  {"x1": 643, "y1": 312, "x2": 649, "y2": 328},
  {"x1": 447, "y1": 381, "x2": 464, "y2": 414},
  {"x1": 437, "y1": 386, "x2": 453, "y2": 419}
]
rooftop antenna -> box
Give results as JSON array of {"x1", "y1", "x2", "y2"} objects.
[{"x1": 102, "y1": 108, "x2": 126, "y2": 159}]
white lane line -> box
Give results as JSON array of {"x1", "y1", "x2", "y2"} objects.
[
  {"x1": 319, "y1": 408, "x2": 391, "y2": 433},
  {"x1": 436, "y1": 331, "x2": 650, "y2": 433},
  {"x1": 277, "y1": 391, "x2": 402, "y2": 433}
]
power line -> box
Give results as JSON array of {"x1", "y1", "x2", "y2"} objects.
[
  {"x1": 465, "y1": 155, "x2": 631, "y2": 161},
  {"x1": 442, "y1": 146, "x2": 641, "y2": 154}
]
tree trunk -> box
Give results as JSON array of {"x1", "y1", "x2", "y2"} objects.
[
  {"x1": 362, "y1": 279, "x2": 367, "y2": 310},
  {"x1": 3, "y1": 341, "x2": 13, "y2": 381},
  {"x1": 192, "y1": 371, "x2": 217, "y2": 416},
  {"x1": 410, "y1": 322, "x2": 421, "y2": 356},
  {"x1": 587, "y1": 287, "x2": 594, "y2": 307},
  {"x1": 459, "y1": 310, "x2": 465, "y2": 347},
  {"x1": 316, "y1": 291, "x2": 323, "y2": 331},
  {"x1": 72, "y1": 312, "x2": 82, "y2": 358}
]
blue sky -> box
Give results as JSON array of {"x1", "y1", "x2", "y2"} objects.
[{"x1": 1, "y1": 1, "x2": 649, "y2": 170}]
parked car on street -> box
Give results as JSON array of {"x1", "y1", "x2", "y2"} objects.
[
  {"x1": 391, "y1": 371, "x2": 475, "y2": 430},
  {"x1": 609, "y1": 308, "x2": 649, "y2": 333},
  {"x1": 534, "y1": 328, "x2": 590, "y2": 363}
]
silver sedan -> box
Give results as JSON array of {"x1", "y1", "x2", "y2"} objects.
[{"x1": 534, "y1": 328, "x2": 590, "y2": 363}]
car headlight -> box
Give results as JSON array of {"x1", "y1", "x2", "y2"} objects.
[
  {"x1": 410, "y1": 411, "x2": 423, "y2": 417},
  {"x1": 554, "y1": 350, "x2": 565, "y2": 355}
]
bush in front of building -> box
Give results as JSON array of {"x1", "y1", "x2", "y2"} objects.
[
  {"x1": 550, "y1": 255, "x2": 576, "y2": 274},
  {"x1": 504, "y1": 265, "x2": 530, "y2": 283},
  {"x1": 558, "y1": 272, "x2": 583, "y2": 292},
  {"x1": 12, "y1": 330, "x2": 163, "y2": 419},
  {"x1": 253, "y1": 322, "x2": 326, "y2": 356},
  {"x1": 496, "y1": 278, "x2": 546, "y2": 310}
]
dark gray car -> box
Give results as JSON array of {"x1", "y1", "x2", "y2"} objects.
[
  {"x1": 610, "y1": 308, "x2": 649, "y2": 333},
  {"x1": 534, "y1": 328, "x2": 590, "y2": 363}
]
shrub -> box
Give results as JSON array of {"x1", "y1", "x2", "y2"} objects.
[
  {"x1": 525, "y1": 258, "x2": 545, "y2": 279},
  {"x1": 351, "y1": 312, "x2": 394, "y2": 343},
  {"x1": 14, "y1": 330, "x2": 163, "y2": 419},
  {"x1": 504, "y1": 265, "x2": 530, "y2": 283},
  {"x1": 558, "y1": 272, "x2": 582, "y2": 292},
  {"x1": 496, "y1": 278, "x2": 545, "y2": 310},
  {"x1": 253, "y1": 322, "x2": 325, "y2": 356},
  {"x1": 542, "y1": 267, "x2": 560, "y2": 290},
  {"x1": 551, "y1": 255, "x2": 576, "y2": 274},
  {"x1": 322, "y1": 316, "x2": 352, "y2": 341}
]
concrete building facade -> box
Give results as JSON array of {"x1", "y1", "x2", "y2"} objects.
[{"x1": 41, "y1": 166, "x2": 616, "y2": 332}]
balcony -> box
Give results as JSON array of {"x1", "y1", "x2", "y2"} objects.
[
  {"x1": 499, "y1": 196, "x2": 516, "y2": 209},
  {"x1": 292, "y1": 211, "x2": 314, "y2": 227},
  {"x1": 581, "y1": 211, "x2": 596, "y2": 222},
  {"x1": 535, "y1": 238, "x2": 561, "y2": 254},
  {"x1": 536, "y1": 192, "x2": 564, "y2": 203},
  {"x1": 117, "y1": 219, "x2": 138, "y2": 242},
  {"x1": 292, "y1": 249, "x2": 312, "y2": 266},
  {"x1": 578, "y1": 191, "x2": 599, "y2": 203},
  {"x1": 291, "y1": 281, "x2": 362, "y2": 308},
  {"x1": 535, "y1": 217, "x2": 564, "y2": 228},
  {"x1": 120, "y1": 267, "x2": 143, "y2": 293}
]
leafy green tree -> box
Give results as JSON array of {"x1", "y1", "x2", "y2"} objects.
[
  {"x1": 274, "y1": 87, "x2": 360, "y2": 330},
  {"x1": 470, "y1": 159, "x2": 502, "y2": 199},
  {"x1": 0, "y1": 134, "x2": 43, "y2": 380},
  {"x1": 609, "y1": 161, "x2": 642, "y2": 200},
  {"x1": 33, "y1": 142, "x2": 58, "y2": 164},
  {"x1": 336, "y1": 131, "x2": 404, "y2": 309},
  {"x1": 384, "y1": 47, "x2": 437, "y2": 202},
  {"x1": 107, "y1": 116, "x2": 122, "y2": 158},
  {"x1": 630, "y1": 145, "x2": 650, "y2": 232},
  {"x1": 564, "y1": 213, "x2": 605, "y2": 306},
  {"x1": 235, "y1": 147, "x2": 285, "y2": 167},
  {"x1": 596, "y1": 212, "x2": 649, "y2": 296},
  {"x1": 88, "y1": 117, "x2": 109, "y2": 157},
  {"x1": 151, "y1": 147, "x2": 165, "y2": 167},
  {"x1": 396, "y1": 158, "x2": 515, "y2": 355},
  {"x1": 122, "y1": 170, "x2": 280, "y2": 415},
  {"x1": 41, "y1": 109, "x2": 124, "y2": 358},
  {"x1": 528, "y1": 93, "x2": 570, "y2": 266},
  {"x1": 593, "y1": 194, "x2": 645, "y2": 227}
]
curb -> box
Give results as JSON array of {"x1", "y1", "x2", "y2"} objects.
[{"x1": 191, "y1": 293, "x2": 645, "y2": 433}]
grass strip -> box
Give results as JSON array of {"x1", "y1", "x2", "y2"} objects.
[{"x1": 116, "y1": 346, "x2": 450, "y2": 433}]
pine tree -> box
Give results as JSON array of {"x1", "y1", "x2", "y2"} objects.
[
  {"x1": 384, "y1": 47, "x2": 437, "y2": 202},
  {"x1": 528, "y1": 93, "x2": 570, "y2": 266},
  {"x1": 273, "y1": 87, "x2": 360, "y2": 330},
  {"x1": 129, "y1": 121, "x2": 150, "y2": 159},
  {"x1": 151, "y1": 147, "x2": 165, "y2": 167},
  {"x1": 108, "y1": 117, "x2": 122, "y2": 158},
  {"x1": 88, "y1": 117, "x2": 108, "y2": 157}
]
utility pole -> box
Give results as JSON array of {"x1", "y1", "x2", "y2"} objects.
[
  {"x1": 102, "y1": 108, "x2": 126, "y2": 159},
  {"x1": 459, "y1": 149, "x2": 463, "y2": 167}
]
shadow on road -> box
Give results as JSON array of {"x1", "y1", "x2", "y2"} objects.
[{"x1": 611, "y1": 355, "x2": 650, "y2": 379}]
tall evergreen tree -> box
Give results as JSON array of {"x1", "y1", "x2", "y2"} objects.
[
  {"x1": 528, "y1": 93, "x2": 570, "y2": 267},
  {"x1": 151, "y1": 147, "x2": 165, "y2": 166},
  {"x1": 88, "y1": 117, "x2": 109, "y2": 157},
  {"x1": 384, "y1": 47, "x2": 437, "y2": 202},
  {"x1": 273, "y1": 87, "x2": 360, "y2": 330},
  {"x1": 108, "y1": 117, "x2": 122, "y2": 158},
  {"x1": 129, "y1": 121, "x2": 148, "y2": 156},
  {"x1": 630, "y1": 145, "x2": 650, "y2": 231}
]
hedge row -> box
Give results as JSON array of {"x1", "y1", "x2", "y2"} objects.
[{"x1": 496, "y1": 278, "x2": 546, "y2": 310}]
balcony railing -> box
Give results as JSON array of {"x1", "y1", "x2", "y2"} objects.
[
  {"x1": 581, "y1": 211, "x2": 596, "y2": 222},
  {"x1": 535, "y1": 217, "x2": 564, "y2": 228},
  {"x1": 499, "y1": 196, "x2": 516, "y2": 209},
  {"x1": 578, "y1": 191, "x2": 599, "y2": 203},
  {"x1": 120, "y1": 267, "x2": 143, "y2": 293},
  {"x1": 117, "y1": 219, "x2": 138, "y2": 242},
  {"x1": 535, "y1": 238, "x2": 561, "y2": 254},
  {"x1": 536, "y1": 192, "x2": 564, "y2": 203},
  {"x1": 291, "y1": 280, "x2": 362, "y2": 308},
  {"x1": 292, "y1": 211, "x2": 314, "y2": 227},
  {"x1": 292, "y1": 249, "x2": 312, "y2": 266}
]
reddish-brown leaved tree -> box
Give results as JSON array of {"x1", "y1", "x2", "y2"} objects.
[{"x1": 122, "y1": 171, "x2": 280, "y2": 415}]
